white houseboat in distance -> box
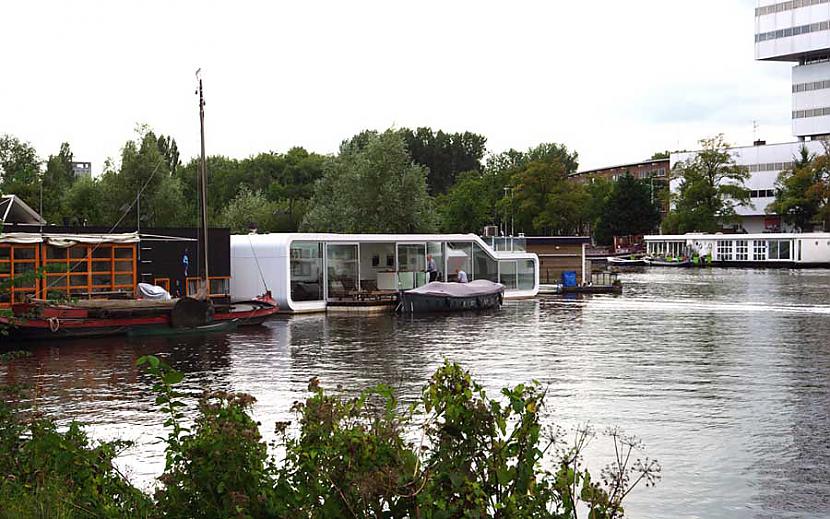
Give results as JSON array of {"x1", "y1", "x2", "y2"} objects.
[
  {"x1": 230, "y1": 233, "x2": 539, "y2": 313},
  {"x1": 644, "y1": 233, "x2": 830, "y2": 267}
]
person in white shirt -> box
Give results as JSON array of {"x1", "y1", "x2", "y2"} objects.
[
  {"x1": 426, "y1": 254, "x2": 438, "y2": 282},
  {"x1": 455, "y1": 268, "x2": 468, "y2": 283}
]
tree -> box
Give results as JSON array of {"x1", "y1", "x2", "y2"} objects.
[
  {"x1": 650, "y1": 151, "x2": 670, "y2": 160},
  {"x1": 596, "y1": 174, "x2": 661, "y2": 241},
  {"x1": 399, "y1": 128, "x2": 487, "y2": 195},
  {"x1": 664, "y1": 135, "x2": 750, "y2": 233},
  {"x1": 436, "y1": 171, "x2": 492, "y2": 233},
  {"x1": 302, "y1": 130, "x2": 436, "y2": 233},
  {"x1": 63, "y1": 176, "x2": 104, "y2": 225},
  {"x1": 41, "y1": 143, "x2": 76, "y2": 223},
  {"x1": 584, "y1": 178, "x2": 614, "y2": 244},
  {"x1": 0, "y1": 135, "x2": 41, "y2": 209},
  {"x1": 219, "y1": 186, "x2": 281, "y2": 233},
  {"x1": 511, "y1": 160, "x2": 588, "y2": 235},
  {"x1": 767, "y1": 144, "x2": 830, "y2": 231}
]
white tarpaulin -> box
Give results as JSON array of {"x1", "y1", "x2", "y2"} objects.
[
  {"x1": 406, "y1": 279, "x2": 504, "y2": 298},
  {"x1": 0, "y1": 232, "x2": 140, "y2": 247}
]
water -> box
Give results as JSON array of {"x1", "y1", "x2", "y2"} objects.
[{"x1": 3, "y1": 268, "x2": 830, "y2": 518}]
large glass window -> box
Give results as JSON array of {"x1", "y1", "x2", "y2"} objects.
[
  {"x1": 472, "y1": 243, "x2": 498, "y2": 282},
  {"x1": 290, "y1": 241, "x2": 324, "y2": 302},
  {"x1": 446, "y1": 242, "x2": 472, "y2": 282},
  {"x1": 427, "y1": 242, "x2": 444, "y2": 282},
  {"x1": 359, "y1": 242, "x2": 395, "y2": 292},
  {"x1": 326, "y1": 244, "x2": 359, "y2": 300},
  {"x1": 768, "y1": 240, "x2": 791, "y2": 260},
  {"x1": 518, "y1": 259, "x2": 535, "y2": 290},
  {"x1": 499, "y1": 260, "x2": 517, "y2": 290},
  {"x1": 397, "y1": 243, "x2": 426, "y2": 289}
]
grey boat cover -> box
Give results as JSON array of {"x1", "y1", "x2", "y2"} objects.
[{"x1": 406, "y1": 279, "x2": 504, "y2": 298}]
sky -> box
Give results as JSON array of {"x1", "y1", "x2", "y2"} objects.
[{"x1": 1, "y1": 0, "x2": 793, "y2": 174}]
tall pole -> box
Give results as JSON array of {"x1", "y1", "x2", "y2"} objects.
[
  {"x1": 197, "y1": 73, "x2": 210, "y2": 299},
  {"x1": 510, "y1": 187, "x2": 514, "y2": 237}
]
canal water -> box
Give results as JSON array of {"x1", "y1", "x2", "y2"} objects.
[{"x1": 2, "y1": 268, "x2": 830, "y2": 518}]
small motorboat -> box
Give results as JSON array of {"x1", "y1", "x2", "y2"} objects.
[
  {"x1": 606, "y1": 255, "x2": 646, "y2": 266},
  {"x1": 644, "y1": 257, "x2": 693, "y2": 267},
  {"x1": 398, "y1": 280, "x2": 504, "y2": 313}
]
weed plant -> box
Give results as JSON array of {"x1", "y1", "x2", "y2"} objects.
[{"x1": 0, "y1": 356, "x2": 660, "y2": 518}]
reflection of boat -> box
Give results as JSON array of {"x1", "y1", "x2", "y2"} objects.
[
  {"x1": 398, "y1": 280, "x2": 504, "y2": 313},
  {"x1": 127, "y1": 319, "x2": 238, "y2": 338},
  {"x1": 644, "y1": 257, "x2": 693, "y2": 267},
  {"x1": 607, "y1": 256, "x2": 646, "y2": 266}
]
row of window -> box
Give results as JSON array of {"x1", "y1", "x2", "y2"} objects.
[
  {"x1": 792, "y1": 78, "x2": 830, "y2": 92},
  {"x1": 755, "y1": 20, "x2": 830, "y2": 42},
  {"x1": 756, "y1": 0, "x2": 830, "y2": 16},
  {"x1": 750, "y1": 189, "x2": 776, "y2": 198},
  {"x1": 793, "y1": 106, "x2": 830, "y2": 118},
  {"x1": 747, "y1": 161, "x2": 795, "y2": 172},
  {"x1": 717, "y1": 240, "x2": 791, "y2": 261}
]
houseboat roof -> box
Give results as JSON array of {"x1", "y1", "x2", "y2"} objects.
[
  {"x1": 645, "y1": 233, "x2": 830, "y2": 241},
  {"x1": 0, "y1": 232, "x2": 140, "y2": 245}
]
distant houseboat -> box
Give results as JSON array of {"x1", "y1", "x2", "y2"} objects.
[
  {"x1": 230, "y1": 233, "x2": 540, "y2": 313},
  {"x1": 644, "y1": 233, "x2": 830, "y2": 267}
]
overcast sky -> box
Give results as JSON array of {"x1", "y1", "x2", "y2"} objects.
[{"x1": 1, "y1": 0, "x2": 791, "y2": 174}]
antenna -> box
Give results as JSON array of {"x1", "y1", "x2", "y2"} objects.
[{"x1": 753, "y1": 120, "x2": 759, "y2": 143}]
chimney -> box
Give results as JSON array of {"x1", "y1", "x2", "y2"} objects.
[{"x1": 753, "y1": 139, "x2": 766, "y2": 146}]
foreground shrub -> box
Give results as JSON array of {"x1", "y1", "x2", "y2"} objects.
[
  {"x1": 0, "y1": 388, "x2": 152, "y2": 518},
  {"x1": 0, "y1": 356, "x2": 660, "y2": 518}
]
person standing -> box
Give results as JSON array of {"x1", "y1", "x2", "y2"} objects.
[{"x1": 426, "y1": 254, "x2": 438, "y2": 282}]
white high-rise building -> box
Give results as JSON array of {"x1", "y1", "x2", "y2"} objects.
[{"x1": 755, "y1": 0, "x2": 830, "y2": 139}]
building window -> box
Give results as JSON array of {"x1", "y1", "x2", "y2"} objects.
[
  {"x1": 768, "y1": 240, "x2": 791, "y2": 260},
  {"x1": 753, "y1": 241, "x2": 767, "y2": 261},
  {"x1": 717, "y1": 240, "x2": 733, "y2": 261},
  {"x1": 186, "y1": 276, "x2": 230, "y2": 298},
  {"x1": 735, "y1": 240, "x2": 748, "y2": 261}
]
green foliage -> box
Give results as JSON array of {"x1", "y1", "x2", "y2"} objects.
[
  {"x1": 0, "y1": 356, "x2": 660, "y2": 518},
  {"x1": 767, "y1": 144, "x2": 830, "y2": 231},
  {"x1": 665, "y1": 134, "x2": 750, "y2": 233},
  {"x1": 437, "y1": 171, "x2": 494, "y2": 233},
  {"x1": 0, "y1": 134, "x2": 41, "y2": 209},
  {"x1": 512, "y1": 160, "x2": 588, "y2": 236},
  {"x1": 219, "y1": 185, "x2": 282, "y2": 234},
  {"x1": 0, "y1": 386, "x2": 152, "y2": 518},
  {"x1": 595, "y1": 174, "x2": 661, "y2": 241},
  {"x1": 303, "y1": 130, "x2": 437, "y2": 233},
  {"x1": 399, "y1": 127, "x2": 488, "y2": 195}
]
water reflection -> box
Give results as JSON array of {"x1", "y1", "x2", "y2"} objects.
[{"x1": 1, "y1": 268, "x2": 830, "y2": 517}]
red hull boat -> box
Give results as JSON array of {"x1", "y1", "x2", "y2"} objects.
[{"x1": 0, "y1": 294, "x2": 278, "y2": 341}]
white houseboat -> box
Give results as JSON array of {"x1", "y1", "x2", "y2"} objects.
[
  {"x1": 230, "y1": 233, "x2": 540, "y2": 313},
  {"x1": 644, "y1": 233, "x2": 830, "y2": 267}
]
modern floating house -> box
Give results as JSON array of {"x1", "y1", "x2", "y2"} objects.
[
  {"x1": 645, "y1": 233, "x2": 830, "y2": 267},
  {"x1": 230, "y1": 233, "x2": 540, "y2": 313}
]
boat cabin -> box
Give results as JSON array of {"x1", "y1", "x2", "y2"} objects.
[
  {"x1": 644, "y1": 232, "x2": 830, "y2": 267},
  {"x1": 0, "y1": 228, "x2": 232, "y2": 308},
  {"x1": 230, "y1": 233, "x2": 540, "y2": 313}
]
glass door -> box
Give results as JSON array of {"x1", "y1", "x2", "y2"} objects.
[
  {"x1": 396, "y1": 243, "x2": 426, "y2": 289},
  {"x1": 326, "y1": 243, "x2": 359, "y2": 301}
]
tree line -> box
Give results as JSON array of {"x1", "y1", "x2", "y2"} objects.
[{"x1": 0, "y1": 125, "x2": 664, "y2": 243}]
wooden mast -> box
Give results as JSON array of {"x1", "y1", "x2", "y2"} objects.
[{"x1": 197, "y1": 70, "x2": 210, "y2": 300}]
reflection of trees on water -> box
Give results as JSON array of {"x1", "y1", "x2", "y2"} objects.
[{"x1": 0, "y1": 333, "x2": 234, "y2": 425}]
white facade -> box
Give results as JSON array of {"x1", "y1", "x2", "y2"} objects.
[
  {"x1": 645, "y1": 232, "x2": 830, "y2": 265},
  {"x1": 670, "y1": 140, "x2": 823, "y2": 233},
  {"x1": 231, "y1": 233, "x2": 540, "y2": 313},
  {"x1": 756, "y1": 0, "x2": 830, "y2": 138}
]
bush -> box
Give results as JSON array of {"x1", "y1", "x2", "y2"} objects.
[{"x1": 0, "y1": 356, "x2": 660, "y2": 518}]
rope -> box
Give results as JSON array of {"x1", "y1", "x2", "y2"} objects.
[
  {"x1": 48, "y1": 317, "x2": 60, "y2": 332},
  {"x1": 248, "y1": 236, "x2": 269, "y2": 292}
]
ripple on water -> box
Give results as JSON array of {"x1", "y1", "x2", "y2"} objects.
[{"x1": 2, "y1": 268, "x2": 830, "y2": 517}]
